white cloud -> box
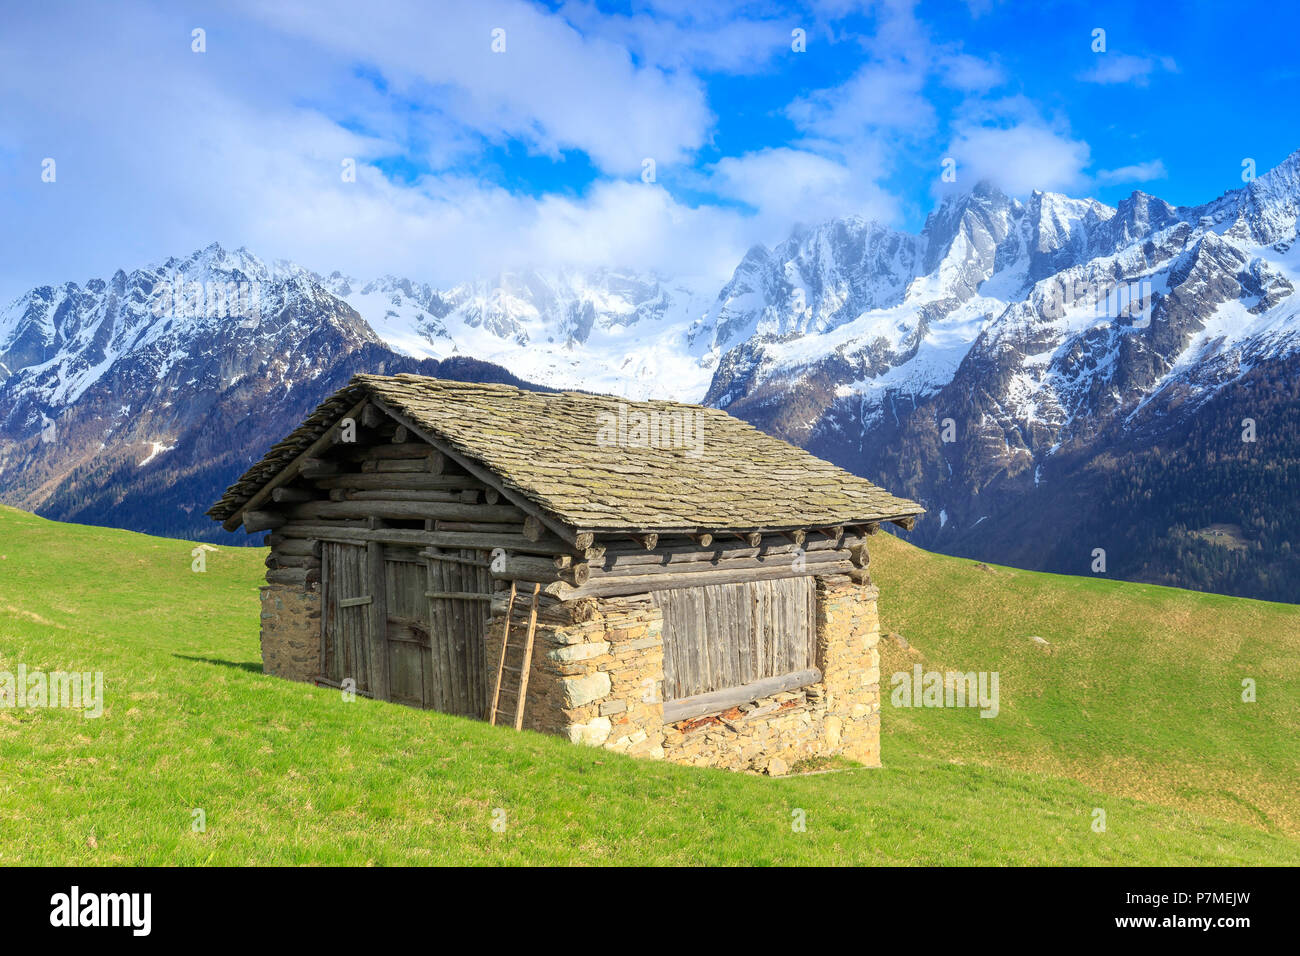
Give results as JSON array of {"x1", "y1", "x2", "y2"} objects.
[
  {"x1": 786, "y1": 61, "x2": 936, "y2": 143},
  {"x1": 938, "y1": 52, "x2": 1006, "y2": 91},
  {"x1": 0, "y1": 0, "x2": 749, "y2": 295},
  {"x1": 1077, "y1": 53, "x2": 1178, "y2": 86},
  {"x1": 238, "y1": 0, "x2": 715, "y2": 176},
  {"x1": 943, "y1": 121, "x2": 1092, "y2": 195},
  {"x1": 555, "y1": 0, "x2": 793, "y2": 74},
  {"x1": 705, "y1": 147, "x2": 899, "y2": 232},
  {"x1": 1096, "y1": 159, "x2": 1168, "y2": 186}
]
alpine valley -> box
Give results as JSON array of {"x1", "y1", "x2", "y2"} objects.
[{"x1": 3, "y1": 151, "x2": 1298, "y2": 602}]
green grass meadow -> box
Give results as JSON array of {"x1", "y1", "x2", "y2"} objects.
[{"x1": 1, "y1": 505, "x2": 1297, "y2": 865}]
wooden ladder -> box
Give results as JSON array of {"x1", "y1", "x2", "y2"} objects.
[{"x1": 488, "y1": 581, "x2": 541, "y2": 729}]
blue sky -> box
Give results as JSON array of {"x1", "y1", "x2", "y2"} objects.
[{"x1": 1, "y1": 0, "x2": 1297, "y2": 303}]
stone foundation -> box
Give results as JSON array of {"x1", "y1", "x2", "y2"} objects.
[
  {"x1": 259, "y1": 584, "x2": 322, "y2": 682},
  {"x1": 485, "y1": 573, "x2": 882, "y2": 773}
]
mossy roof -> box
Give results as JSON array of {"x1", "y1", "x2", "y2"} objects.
[{"x1": 208, "y1": 373, "x2": 923, "y2": 534}]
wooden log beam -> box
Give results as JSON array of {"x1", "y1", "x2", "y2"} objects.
[
  {"x1": 549, "y1": 558, "x2": 856, "y2": 600},
  {"x1": 891, "y1": 515, "x2": 917, "y2": 531},
  {"x1": 313, "y1": 473, "x2": 490, "y2": 492},
  {"x1": 361, "y1": 458, "x2": 441, "y2": 474},
  {"x1": 278, "y1": 524, "x2": 577, "y2": 555},
  {"x1": 488, "y1": 555, "x2": 590, "y2": 587},
  {"x1": 434, "y1": 520, "x2": 531, "y2": 536},
  {"x1": 268, "y1": 554, "x2": 321, "y2": 570},
  {"x1": 601, "y1": 532, "x2": 868, "y2": 567},
  {"x1": 546, "y1": 545, "x2": 606, "y2": 564},
  {"x1": 595, "y1": 548, "x2": 852, "y2": 579},
  {"x1": 299, "y1": 458, "x2": 340, "y2": 479},
  {"x1": 266, "y1": 537, "x2": 320, "y2": 557},
  {"x1": 270, "y1": 486, "x2": 315, "y2": 504},
  {"x1": 689, "y1": 532, "x2": 713, "y2": 548},
  {"x1": 338, "y1": 489, "x2": 480, "y2": 504},
  {"x1": 266, "y1": 567, "x2": 320, "y2": 587},
  {"x1": 290, "y1": 500, "x2": 525, "y2": 523},
  {"x1": 346, "y1": 441, "x2": 435, "y2": 461},
  {"x1": 243, "y1": 510, "x2": 286, "y2": 533},
  {"x1": 663, "y1": 669, "x2": 821, "y2": 724},
  {"x1": 522, "y1": 516, "x2": 544, "y2": 542},
  {"x1": 629, "y1": 533, "x2": 658, "y2": 550}
]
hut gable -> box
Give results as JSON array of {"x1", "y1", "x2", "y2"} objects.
[{"x1": 208, "y1": 373, "x2": 923, "y2": 536}]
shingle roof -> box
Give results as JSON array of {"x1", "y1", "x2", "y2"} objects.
[{"x1": 208, "y1": 373, "x2": 923, "y2": 534}]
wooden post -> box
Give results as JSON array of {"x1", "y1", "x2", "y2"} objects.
[
  {"x1": 514, "y1": 583, "x2": 542, "y2": 731},
  {"x1": 488, "y1": 581, "x2": 517, "y2": 725},
  {"x1": 367, "y1": 541, "x2": 389, "y2": 701}
]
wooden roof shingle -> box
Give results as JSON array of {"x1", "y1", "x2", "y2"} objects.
[{"x1": 207, "y1": 374, "x2": 923, "y2": 534}]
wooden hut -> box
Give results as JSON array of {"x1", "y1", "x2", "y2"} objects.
[{"x1": 207, "y1": 374, "x2": 922, "y2": 773}]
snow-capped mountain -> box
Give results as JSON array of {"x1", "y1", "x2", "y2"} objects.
[
  {"x1": 725, "y1": 150, "x2": 1300, "y2": 600},
  {"x1": 699, "y1": 158, "x2": 1299, "y2": 450},
  {"x1": 2, "y1": 149, "x2": 1298, "y2": 598},
  {"x1": 0, "y1": 245, "x2": 537, "y2": 540},
  {"x1": 321, "y1": 268, "x2": 718, "y2": 400}
]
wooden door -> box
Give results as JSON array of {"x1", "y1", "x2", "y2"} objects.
[
  {"x1": 323, "y1": 542, "x2": 493, "y2": 715},
  {"x1": 423, "y1": 548, "x2": 493, "y2": 717},
  {"x1": 321, "y1": 541, "x2": 377, "y2": 694},
  {"x1": 384, "y1": 553, "x2": 432, "y2": 708}
]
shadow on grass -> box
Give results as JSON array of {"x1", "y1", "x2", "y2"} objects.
[{"x1": 174, "y1": 654, "x2": 263, "y2": 674}]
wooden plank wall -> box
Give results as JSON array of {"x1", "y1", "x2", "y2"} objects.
[{"x1": 652, "y1": 577, "x2": 817, "y2": 702}]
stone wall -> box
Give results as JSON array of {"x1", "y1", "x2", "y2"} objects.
[
  {"x1": 259, "y1": 583, "x2": 322, "y2": 682},
  {"x1": 486, "y1": 594, "x2": 666, "y2": 758},
  {"x1": 487, "y1": 572, "x2": 882, "y2": 774},
  {"x1": 815, "y1": 575, "x2": 882, "y2": 767}
]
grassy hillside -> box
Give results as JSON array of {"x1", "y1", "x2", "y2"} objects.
[{"x1": 0, "y1": 505, "x2": 1297, "y2": 865}]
